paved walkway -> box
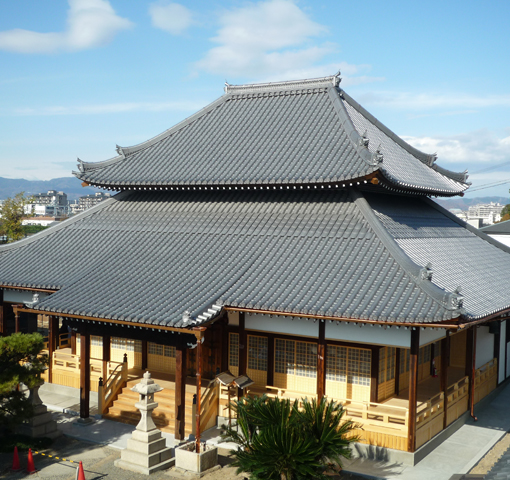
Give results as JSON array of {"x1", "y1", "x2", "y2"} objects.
[{"x1": 37, "y1": 381, "x2": 510, "y2": 480}]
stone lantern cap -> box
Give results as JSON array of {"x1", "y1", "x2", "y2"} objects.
[{"x1": 130, "y1": 371, "x2": 163, "y2": 395}]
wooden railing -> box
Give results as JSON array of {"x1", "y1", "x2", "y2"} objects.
[
  {"x1": 200, "y1": 379, "x2": 220, "y2": 433},
  {"x1": 98, "y1": 355, "x2": 128, "y2": 415},
  {"x1": 446, "y1": 375, "x2": 469, "y2": 426},
  {"x1": 474, "y1": 358, "x2": 498, "y2": 404}
]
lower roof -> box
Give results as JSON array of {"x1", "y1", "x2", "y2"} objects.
[{"x1": 1, "y1": 188, "x2": 508, "y2": 327}]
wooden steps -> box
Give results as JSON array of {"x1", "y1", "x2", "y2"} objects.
[{"x1": 104, "y1": 378, "x2": 196, "y2": 435}]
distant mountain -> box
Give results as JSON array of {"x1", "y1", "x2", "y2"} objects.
[
  {"x1": 435, "y1": 196, "x2": 510, "y2": 211},
  {"x1": 0, "y1": 177, "x2": 105, "y2": 200}
]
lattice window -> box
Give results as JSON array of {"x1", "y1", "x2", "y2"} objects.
[
  {"x1": 248, "y1": 335, "x2": 267, "y2": 371},
  {"x1": 275, "y1": 339, "x2": 316, "y2": 378},
  {"x1": 91, "y1": 336, "x2": 102, "y2": 347},
  {"x1": 326, "y1": 346, "x2": 347, "y2": 382},
  {"x1": 400, "y1": 349, "x2": 410, "y2": 374},
  {"x1": 348, "y1": 348, "x2": 371, "y2": 386},
  {"x1": 379, "y1": 347, "x2": 396, "y2": 383},
  {"x1": 229, "y1": 333, "x2": 239, "y2": 368},
  {"x1": 419, "y1": 344, "x2": 431, "y2": 365},
  {"x1": 148, "y1": 343, "x2": 175, "y2": 357},
  {"x1": 112, "y1": 337, "x2": 142, "y2": 352}
]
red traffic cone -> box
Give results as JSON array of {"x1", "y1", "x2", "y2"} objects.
[
  {"x1": 11, "y1": 446, "x2": 21, "y2": 471},
  {"x1": 26, "y1": 448, "x2": 37, "y2": 474},
  {"x1": 77, "y1": 460, "x2": 86, "y2": 480}
]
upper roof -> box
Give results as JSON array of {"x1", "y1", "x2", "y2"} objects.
[
  {"x1": 2, "y1": 188, "x2": 509, "y2": 328},
  {"x1": 74, "y1": 75, "x2": 469, "y2": 197},
  {"x1": 480, "y1": 219, "x2": 510, "y2": 234}
]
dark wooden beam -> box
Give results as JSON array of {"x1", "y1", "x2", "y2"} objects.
[
  {"x1": 220, "y1": 320, "x2": 228, "y2": 372},
  {"x1": 48, "y1": 316, "x2": 59, "y2": 383},
  {"x1": 175, "y1": 345, "x2": 187, "y2": 441},
  {"x1": 14, "y1": 306, "x2": 20, "y2": 333},
  {"x1": 238, "y1": 312, "x2": 247, "y2": 398},
  {"x1": 470, "y1": 327, "x2": 477, "y2": 419},
  {"x1": 195, "y1": 331, "x2": 204, "y2": 453},
  {"x1": 466, "y1": 327, "x2": 474, "y2": 411},
  {"x1": 0, "y1": 289, "x2": 4, "y2": 336},
  {"x1": 441, "y1": 331, "x2": 450, "y2": 429},
  {"x1": 267, "y1": 333, "x2": 275, "y2": 387},
  {"x1": 370, "y1": 346, "x2": 380, "y2": 403},
  {"x1": 317, "y1": 320, "x2": 326, "y2": 399},
  {"x1": 395, "y1": 348, "x2": 401, "y2": 396},
  {"x1": 79, "y1": 327, "x2": 91, "y2": 419},
  {"x1": 408, "y1": 328, "x2": 420, "y2": 453},
  {"x1": 102, "y1": 335, "x2": 111, "y2": 380},
  {"x1": 141, "y1": 340, "x2": 148, "y2": 370}
]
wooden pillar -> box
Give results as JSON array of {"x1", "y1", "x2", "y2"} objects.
[
  {"x1": 0, "y1": 289, "x2": 4, "y2": 335},
  {"x1": 102, "y1": 335, "x2": 111, "y2": 380},
  {"x1": 470, "y1": 327, "x2": 477, "y2": 418},
  {"x1": 395, "y1": 348, "x2": 401, "y2": 396},
  {"x1": 220, "y1": 321, "x2": 228, "y2": 372},
  {"x1": 408, "y1": 328, "x2": 420, "y2": 453},
  {"x1": 317, "y1": 320, "x2": 326, "y2": 399},
  {"x1": 14, "y1": 305, "x2": 20, "y2": 333},
  {"x1": 267, "y1": 333, "x2": 275, "y2": 387},
  {"x1": 238, "y1": 312, "x2": 247, "y2": 398},
  {"x1": 71, "y1": 330, "x2": 77, "y2": 355},
  {"x1": 175, "y1": 345, "x2": 187, "y2": 441},
  {"x1": 80, "y1": 327, "x2": 91, "y2": 419},
  {"x1": 466, "y1": 326, "x2": 474, "y2": 411},
  {"x1": 141, "y1": 340, "x2": 148, "y2": 370},
  {"x1": 441, "y1": 331, "x2": 450, "y2": 429},
  {"x1": 370, "y1": 346, "x2": 380, "y2": 403},
  {"x1": 48, "y1": 316, "x2": 59, "y2": 383},
  {"x1": 195, "y1": 332, "x2": 204, "y2": 453}
]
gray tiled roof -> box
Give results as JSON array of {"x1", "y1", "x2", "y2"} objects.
[
  {"x1": 366, "y1": 193, "x2": 510, "y2": 320},
  {"x1": 74, "y1": 76, "x2": 468, "y2": 196},
  {"x1": 0, "y1": 189, "x2": 469, "y2": 327},
  {"x1": 481, "y1": 219, "x2": 510, "y2": 234}
]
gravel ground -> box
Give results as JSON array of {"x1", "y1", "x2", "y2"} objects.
[
  {"x1": 0, "y1": 436, "x2": 369, "y2": 480},
  {"x1": 469, "y1": 431, "x2": 510, "y2": 476}
]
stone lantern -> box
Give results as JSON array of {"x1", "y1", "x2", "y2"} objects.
[{"x1": 115, "y1": 371, "x2": 173, "y2": 475}]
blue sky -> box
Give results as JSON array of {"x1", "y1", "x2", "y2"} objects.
[{"x1": 1, "y1": 0, "x2": 509, "y2": 198}]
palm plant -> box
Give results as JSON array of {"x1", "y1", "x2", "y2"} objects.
[{"x1": 221, "y1": 395, "x2": 359, "y2": 480}]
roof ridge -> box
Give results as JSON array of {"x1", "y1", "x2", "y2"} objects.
[
  {"x1": 225, "y1": 75, "x2": 340, "y2": 94},
  {"x1": 352, "y1": 189, "x2": 464, "y2": 319}
]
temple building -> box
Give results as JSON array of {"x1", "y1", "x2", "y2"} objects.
[{"x1": 1, "y1": 75, "x2": 509, "y2": 458}]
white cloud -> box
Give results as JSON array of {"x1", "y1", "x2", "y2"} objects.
[
  {"x1": 195, "y1": 0, "x2": 379, "y2": 83},
  {"x1": 356, "y1": 91, "x2": 510, "y2": 111},
  {"x1": 8, "y1": 100, "x2": 204, "y2": 116},
  {"x1": 0, "y1": 0, "x2": 132, "y2": 54},
  {"x1": 403, "y1": 129, "x2": 510, "y2": 164},
  {"x1": 149, "y1": 2, "x2": 193, "y2": 35}
]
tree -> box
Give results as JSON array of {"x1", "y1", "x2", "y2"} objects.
[
  {"x1": 0, "y1": 192, "x2": 34, "y2": 243},
  {"x1": 0, "y1": 333, "x2": 48, "y2": 430},
  {"x1": 221, "y1": 395, "x2": 359, "y2": 480}
]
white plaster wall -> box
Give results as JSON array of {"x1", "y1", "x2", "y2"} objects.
[
  {"x1": 487, "y1": 234, "x2": 510, "y2": 248},
  {"x1": 325, "y1": 322, "x2": 412, "y2": 347},
  {"x1": 419, "y1": 328, "x2": 447, "y2": 346},
  {"x1": 500, "y1": 321, "x2": 507, "y2": 383},
  {"x1": 245, "y1": 314, "x2": 319, "y2": 338},
  {"x1": 3, "y1": 289, "x2": 50, "y2": 304},
  {"x1": 476, "y1": 326, "x2": 494, "y2": 369}
]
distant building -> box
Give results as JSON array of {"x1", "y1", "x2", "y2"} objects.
[
  {"x1": 22, "y1": 216, "x2": 62, "y2": 227},
  {"x1": 25, "y1": 190, "x2": 69, "y2": 217},
  {"x1": 467, "y1": 202, "x2": 504, "y2": 225},
  {"x1": 74, "y1": 192, "x2": 111, "y2": 213}
]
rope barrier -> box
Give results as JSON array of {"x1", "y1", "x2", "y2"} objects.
[{"x1": 33, "y1": 450, "x2": 80, "y2": 464}]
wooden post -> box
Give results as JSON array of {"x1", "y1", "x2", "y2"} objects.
[
  {"x1": 102, "y1": 335, "x2": 111, "y2": 380},
  {"x1": 141, "y1": 340, "x2": 148, "y2": 370},
  {"x1": 370, "y1": 346, "x2": 380, "y2": 403},
  {"x1": 48, "y1": 316, "x2": 59, "y2": 383},
  {"x1": 395, "y1": 348, "x2": 401, "y2": 395},
  {"x1": 470, "y1": 327, "x2": 477, "y2": 419},
  {"x1": 195, "y1": 332, "x2": 204, "y2": 453},
  {"x1": 317, "y1": 320, "x2": 326, "y2": 399},
  {"x1": 71, "y1": 329, "x2": 77, "y2": 354},
  {"x1": 441, "y1": 331, "x2": 450, "y2": 429},
  {"x1": 13, "y1": 305, "x2": 20, "y2": 333},
  {"x1": 238, "y1": 312, "x2": 247, "y2": 398},
  {"x1": 175, "y1": 345, "x2": 187, "y2": 441},
  {"x1": 408, "y1": 328, "x2": 420, "y2": 453},
  {"x1": 80, "y1": 327, "x2": 91, "y2": 419},
  {"x1": 0, "y1": 289, "x2": 4, "y2": 335},
  {"x1": 267, "y1": 333, "x2": 275, "y2": 387},
  {"x1": 220, "y1": 321, "x2": 228, "y2": 372},
  {"x1": 466, "y1": 327, "x2": 474, "y2": 413}
]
